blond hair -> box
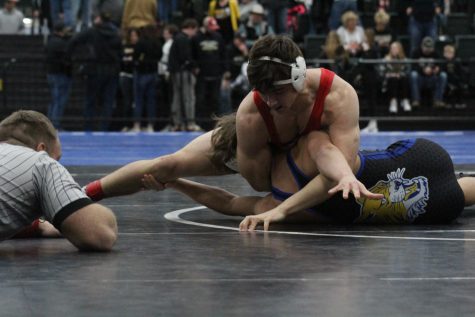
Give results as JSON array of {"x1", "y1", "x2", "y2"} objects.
[
  {"x1": 374, "y1": 9, "x2": 390, "y2": 25},
  {"x1": 341, "y1": 11, "x2": 358, "y2": 27},
  {"x1": 210, "y1": 113, "x2": 237, "y2": 172}
]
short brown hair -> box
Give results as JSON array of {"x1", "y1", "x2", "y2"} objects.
[
  {"x1": 247, "y1": 34, "x2": 303, "y2": 93},
  {"x1": 210, "y1": 113, "x2": 237, "y2": 172},
  {"x1": 181, "y1": 18, "x2": 198, "y2": 29},
  {"x1": 0, "y1": 110, "x2": 57, "y2": 150}
]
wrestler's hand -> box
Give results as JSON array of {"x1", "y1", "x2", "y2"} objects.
[
  {"x1": 328, "y1": 174, "x2": 383, "y2": 200},
  {"x1": 141, "y1": 174, "x2": 166, "y2": 191},
  {"x1": 239, "y1": 207, "x2": 286, "y2": 232}
]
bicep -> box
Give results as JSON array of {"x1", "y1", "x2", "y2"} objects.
[
  {"x1": 236, "y1": 111, "x2": 271, "y2": 173},
  {"x1": 327, "y1": 93, "x2": 360, "y2": 164}
]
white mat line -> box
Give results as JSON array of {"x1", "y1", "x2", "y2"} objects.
[{"x1": 164, "y1": 207, "x2": 475, "y2": 242}]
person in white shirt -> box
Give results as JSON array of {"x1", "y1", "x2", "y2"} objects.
[{"x1": 0, "y1": 0, "x2": 24, "y2": 34}]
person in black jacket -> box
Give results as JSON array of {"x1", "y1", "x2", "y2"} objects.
[
  {"x1": 168, "y1": 18, "x2": 199, "y2": 131},
  {"x1": 193, "y1": 16, "x2": 226, "y2": 127},
  {"x1": 131, "y1": 25, "x2": 163, "y2": 132},
  {"x1": 68, "y1": 11, "x2": 122, "y2": 131},
  {"x1": 406, "y1": 0, "x2": 440, "y2": 54},
  {"x1": 409, "y1": 36, "x2": 447, "y2": 108},
  {"x1": 441, "y1": 44, "x2": 467, "y2": 109},
  {"x1": 45, "y1": 22, "x2": 72, "y2": 130}
]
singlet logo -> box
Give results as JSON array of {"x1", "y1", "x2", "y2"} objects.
[{"x1": 355, "y1": 168, "x2": 429, "y2": 224}]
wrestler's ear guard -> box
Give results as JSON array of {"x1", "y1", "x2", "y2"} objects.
[{"x1": 257, "y1": 56, "x2": 307, "y2": 92}]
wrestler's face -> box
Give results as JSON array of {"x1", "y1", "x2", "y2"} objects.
[{"x1": 260, "y1": 84, "x2": 298, "y2": 113}]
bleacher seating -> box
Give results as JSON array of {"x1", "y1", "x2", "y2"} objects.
[
  {"x1": 303, "y1": 34, "x2": 326, "y2": 60},
  {"x1": 0, "y1": 34, "x2": 84, "y2": 127},
  {"x1": 455, "y1": 35, "x2": 475, "y2": 60},
  {"x1": 446, "y1": 13, "x2": 472, "y2": 37}
]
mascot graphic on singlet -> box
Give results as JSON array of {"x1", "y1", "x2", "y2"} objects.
[{"x1": 355, "y1": 168, "x2": 429, "y2": 224}]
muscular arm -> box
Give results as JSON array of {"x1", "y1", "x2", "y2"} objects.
[
  {"x1": 307, "y1": 131, "x2": 355, "y2": 182},
  {"x1": 168, "y1": 179, "x2": 273, "y2": 216},
  {"x1": 326, "y1": 83, "x2": 360, "y2": 170},
  {"x1": 236, "y1": 103, "x2": 272, "y2": 191}
]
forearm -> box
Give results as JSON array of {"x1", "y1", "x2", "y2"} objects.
[
  {"x1": 168, "y1": 179, "x2": 246, "y2": 216},
  {"x1": 275, "y1": 175, "x2": 334, "y2": 216},
  {"x1": 314, "y1": 143, "x2": 355, "y2": 182},
  {"x1": 100, "y1": 159, "x2": 156, "y2": 196}
]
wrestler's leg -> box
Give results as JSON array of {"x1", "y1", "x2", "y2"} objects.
[{"x1": 458, "y1": 177, "x2": 475, "y2": 206}]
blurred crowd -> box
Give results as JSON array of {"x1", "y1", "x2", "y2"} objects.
[{"x1": 0, "y1": 0, "x2": 473, "y2": 131}]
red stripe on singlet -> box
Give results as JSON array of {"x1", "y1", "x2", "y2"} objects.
[
  {"x1": 253, "y1": 90, "x2": 283, "y2": 147},
  {"x1": 301, "y1": 68, "x2": 335, "y2": 134}
]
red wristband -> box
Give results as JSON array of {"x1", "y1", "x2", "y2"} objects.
[
  {"x1": 12, "y1": 219, "x2": 41, "y2": 239},
  {"x1": 85, "y1": 180, "x2": 104, "y2": 201}
]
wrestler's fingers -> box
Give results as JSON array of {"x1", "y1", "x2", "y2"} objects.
[
  {"x1": 351, "y1": 183, "x2": 361, "y2": 199},
  {"x1": 239, "y1": 217, "x2": 250, "y2": 231},
  {"x1": 361, "y1": 188, "x2": 384, "y2": 199},
  {"x1": 342, "y1": 185, "x2": 350, "y2": 199},
  {"x1": 249, "y1": 218, "x2": 259, "y2": 231},
  {"x1": 328, "y1": 185, "x2": 340, "y2": 195},
  {"x1": 264, "y1": 220, "x2": 270, "y2": 232}
]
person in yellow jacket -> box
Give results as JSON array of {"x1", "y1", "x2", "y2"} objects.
[
  {"x1": 121, "y1": 0, "x2": 157, "y2": 31},
  {"x1": 208, "y1": 0, "x2": 240, "y2": 44}
]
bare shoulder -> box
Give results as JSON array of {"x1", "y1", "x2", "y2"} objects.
[
  {"x1": 325, "y1": 73, "x2": 358, "y2": 109},
  {"x1": 236, "y1": 91, "x2": 262, "y2": 131},
  {"x1": 321, "y1": 72, "x2": 359, "y2": 126}
]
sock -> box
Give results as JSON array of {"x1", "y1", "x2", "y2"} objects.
[{"x1": 85, "y1": 180, "x2": 105, "y2": 201}]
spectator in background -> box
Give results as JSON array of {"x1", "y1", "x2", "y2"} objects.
[
  {"x1": 168, "y1": 18, "x2": 199, "y2": 131},
  {"x1": 121, "y1": 0, "x2": 157, "y2": 31},
  {"x1": 409, "y1": 36, "x2": 447, "y2": 109},
  {"x1": 0, "y1": 0, "x2": 24, "y2": 34},
  {"x1": 92, "y1": 0, "x2": 123, "y2": 27},
  {"x1": 193, "y1": 16, "x2": 226, "y2": 127},
  {"x1": 238, "y1": 0, "x2": 258, "y2": 23},
  {"x1": 118, "y1": 28, "x2": 138, "y2": 132},
  {"x1": 158, "y1": 0, "x2": 179, "y2": 23},
  {"x1": 221, "y1": 33, "x2": 249, "y2": 114},
  {"x1": 45, "y1": 22, "x2": 72, "y2": 130},
  {"x1": 320, "y1": 30, "x2": 349, "y2": 76},
  {"x1": 260, "y1": 0, "x2": 288, "y2": 34},
  {"x1": 49, "y1": 0, "x2": 73, "y2": 29},
  {"x1": 159, "y1": 23, "x2": 178, "y2": 132},
  {"x1": 131, "y1": 25, "x2": 163, "y2": 133},
  {"x1": 238, "y1": 3, "x2": 274, "y2": 48},
  {"x1": 71, "y1": 0, "x2": 91, "y2": 31},
  {"x1": 328, "y1": 0, "x2": 358, "y2": 30},
  {"x1": 337, "y1": 11, "x2": 368, "y2": 57},
  {"x1": 406, "y1": 0, "x2": 439, "y2": 54},
  {"x1": 441, "y1": 44, "x2": 467, "y2": 109},
  {"x1": 68, "y1": 11, "x2": 122, "y2": 131},
  {"x1": 208, "y1": 0, "x2": 240, "y2": 45},
  {"x1": 373, "y1": 9, "x2": 392, "y2": 57},
  {"x1": 32, "y1": 0, "x2": 52, "y2": 34},
  {"x1": 382, "y1": 41, "x2": 411, "y2": 114}
]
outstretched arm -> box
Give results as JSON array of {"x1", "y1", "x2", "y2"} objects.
[
  {"x1": 240, "y1": 132, "x2": 382, "y2": 231},
  {"x1": 308, "y1": 131, "x2": 382, "y2": 199},
  {"x1": 142, "y1": 175, "x2": 273, "y2": 217}
]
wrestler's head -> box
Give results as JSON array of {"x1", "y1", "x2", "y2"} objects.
[{"x1": 210, "y1": 113, "x2": 237, "y2": 171}]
